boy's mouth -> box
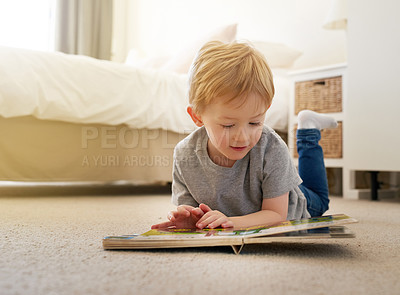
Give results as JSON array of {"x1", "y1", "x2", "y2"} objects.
[{"x1": 230, "y1": 146, "x2": 247, "y2": 151}]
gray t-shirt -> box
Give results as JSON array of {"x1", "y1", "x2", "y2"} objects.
[{"x1": 172, "y1": 125, "x2": 310, "y2": 220}]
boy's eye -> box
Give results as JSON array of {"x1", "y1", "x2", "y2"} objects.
[
  {"x1": 222, "y1": 124, "x2": 234, "y2": 128},
  {"x1": 250, "y1": 122, "x2": 262, "y2": 126}
]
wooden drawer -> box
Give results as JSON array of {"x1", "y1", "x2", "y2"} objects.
[
  {"x1": 293, "y1": 122, "x2": 343, "y2": 159},
  {"x1": 295, "y1": 76, "x2": 342, "y2": 114}
]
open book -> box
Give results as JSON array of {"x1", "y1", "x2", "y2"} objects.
[{"x1": 103, "y1": 214, "x2": 357, "y2": 254}]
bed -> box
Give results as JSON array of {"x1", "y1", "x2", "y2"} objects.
[{"x1": 0, "y1": 43, "x2": 292, "y2": 185}]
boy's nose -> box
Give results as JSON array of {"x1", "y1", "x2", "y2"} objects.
[{"x1": 233, "y1": 127, "x2": 249, "y2": 145}]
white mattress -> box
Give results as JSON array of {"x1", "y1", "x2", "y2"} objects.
[{"x1": 0, "y1": 46, "x2": 289, "y2": 133}]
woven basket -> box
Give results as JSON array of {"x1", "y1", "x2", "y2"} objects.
[
  {"x1": 293, "y1": 122, "x2": 343, "y2": 159},
  {"x1": 295, "y1": 76, "x2": 342, "y2": 114}
]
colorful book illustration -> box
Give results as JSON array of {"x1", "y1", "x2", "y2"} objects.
[{"x1": 103, "y1": 214, "x2": 357, "y2": 254}]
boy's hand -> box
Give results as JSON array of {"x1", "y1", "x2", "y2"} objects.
[
  {"x1": 151, "y1": 205, "x2": 208, "y2": 229},
  {"x1": 195, "y1": 204, "x2": 234, "y2": 229}
]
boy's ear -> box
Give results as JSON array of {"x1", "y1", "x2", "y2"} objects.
[{"x1": 187, "y1": 106, "x2": 204, "y2": 127}]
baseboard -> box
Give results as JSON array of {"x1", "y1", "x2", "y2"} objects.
[{"x1": 345, "y1": 188, "x2": 399, "y2": 200}]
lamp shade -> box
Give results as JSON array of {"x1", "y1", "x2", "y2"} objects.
[{"x1": 323, "y1": 0, "x2": 347, "y2": 30}]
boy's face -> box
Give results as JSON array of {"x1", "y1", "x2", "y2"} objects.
[{"x1": 189, "y1": 93, "x2": 267, "y2": 167}]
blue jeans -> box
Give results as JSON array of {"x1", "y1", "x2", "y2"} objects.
[{"x1": 297, "y1": 129, "x2": 330, "y2": 217}]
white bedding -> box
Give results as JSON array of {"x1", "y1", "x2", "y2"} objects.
[{"x1": 0, "y1": 46, "x2": 288, "y2": 133}]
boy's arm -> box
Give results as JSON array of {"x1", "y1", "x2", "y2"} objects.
[
  {"x1": 151, "y1": 154, "x2": 203, "y2": 229},
  {"x1": 196, "y1": 193, "x2": 289, "y2": 229},
  {"x1": 229, "y1": 193, "x2": 289, "y2": 228}
]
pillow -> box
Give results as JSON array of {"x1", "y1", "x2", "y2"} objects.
[
  {"x1": 161, "y1": 23, "x2": 238, "y2": 73},
  {"x1": 251, "y1": 41, "x2": 302, "y2": 69}
]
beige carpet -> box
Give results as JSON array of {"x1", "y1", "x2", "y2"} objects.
[{"x1": 1, "y1": 192, "x2": 400, "y2": 295}]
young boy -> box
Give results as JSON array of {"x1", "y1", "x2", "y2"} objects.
[{"x1": 152, "y1": 41, "x2": 337, "y2": 230}]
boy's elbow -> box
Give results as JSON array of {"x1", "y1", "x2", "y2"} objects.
[{"x1": 280, "y1": 211, "x2": 288, "y2": 221}]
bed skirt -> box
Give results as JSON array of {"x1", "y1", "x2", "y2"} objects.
[{"x1": 0, "y1": 116, "x2": 186, "y2": 183}]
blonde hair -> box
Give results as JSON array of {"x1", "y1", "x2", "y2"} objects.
[{"x1": 188, "y1": 41, "x2": 274, "y2": 114}]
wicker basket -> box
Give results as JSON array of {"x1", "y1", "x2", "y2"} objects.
[
  {"x1": 295, "y1": 76, "x2": 342, "y2": 114},
  {"x1": 293, "y1": 122, "x2": 343, "y2": 159}
]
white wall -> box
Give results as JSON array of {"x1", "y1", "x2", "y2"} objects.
[
  {"x1": 112, "y1": 0, "x2": 346, "y2": 70},
  {"x1": 345, "y1": 0, "x2": 400, "y2": 171}
]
